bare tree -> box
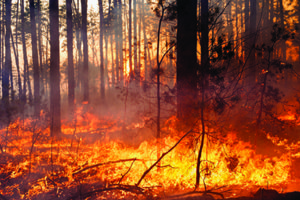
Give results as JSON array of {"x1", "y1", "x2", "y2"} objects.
[
  {"x1": 81, "y1": 0, "x2": 89, "y2": 102},
  {"x1": 99, "y1": 0, "x2": 105, "y2": 99},
  {"x1": 50, "y1": 0, "x2": 61, "y2": 136},
  {"x1": 67, "y1": 0, "x2": 75, "y2": 109},
  {"x1": 2, "y1": 0, "x2": 12, "y2": 104},
  {"x1": 176, "y1": 0, "x2": 198, "y2": 120},
  {"x1": 30, "y1": 0, "x2": 40, "y2": 116}
]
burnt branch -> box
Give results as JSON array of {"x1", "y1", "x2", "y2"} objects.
[
  {"x1": 118, "y1": 158, "x2": 137, "y2": 184},
  {"x1": 136, "y1": 129, "x2": 193, "y2": 187},
  {"x1": 72, "y1": 158, "x2": 142, "y2": 175},
  {"x1": 67, "y1": 185, "x2": 144, "y2": 200}
]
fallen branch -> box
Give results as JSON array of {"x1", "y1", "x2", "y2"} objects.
[
  {"x1": 167, "y1": 190, "x2": 225, "y2": 199},
  {"x1": 136, "y1": 129, "x2": 193, "y2": 186},
  {"x1": 67, "y1": 185, "x2": 144, "y2": 200},
  {"x1": 118, "y1": 158, "x2": 136, "y2": 184},
  {"x1": 73, "y1": 158, "x2": 142, "y2": 175}
]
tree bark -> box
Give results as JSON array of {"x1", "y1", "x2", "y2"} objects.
[
  {"x1": 21, "y1": 0, "x2": 32, "y2": 103},
  {"x1": 30, "y1": 0, "x2": 40, "y2": 116},
  {"x1": 11, "y1": 32, "x2": 22, "y2": 101},
  {"x1": 114, "y1": 0, "x2": 120, "y2": 83},
  {"x1": 176, "y1": 0, "x2": 198, "y2": 120},
  {"x1": 119, "y1": 0, "x2": 124, "y2": 84},
  {"x1": 67, "y1": 0, "x2": 75, "y2": 109},
  {"x1": 142, "y1": 0, "x2": 147, "y2": 81},
  {"x1": 279, "y1": 0, "x2": 286, "y2": 61},
  {"x1": 133, "y1": 0, "x2": 138, "y2": 78},
  {"x1": 14, "y1": 0, "x2": 22, "y2": 100},
  {"x1": 50, "y1": 0, "x2": 61, "y2": 136},
  {"x1": 2, "y1": 0, "x2": 12, "y2": 104},
  {"x1": 37, "y1": 0, "x2": 44, "y2": 95},
  {"x1": 128, "y1": 0, "x2": 133, "y2": 77},
  {"x1": 196, "y1": 0, "x2": 209, "y2": 189},
  {"x1": 81, "y1": 0, "x2": 89, "y2": 103},
  {"x1": 99, "y1": 0, "x2": 105, "y2": 99}
]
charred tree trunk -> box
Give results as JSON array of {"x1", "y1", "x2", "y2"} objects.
[
  {"x1": 119, "y1": 0, "x2": 124, "y2": 84},
  {"x1": 142, "y1": 0, "x2": 147, "y2": 81},
  {"x1": 176, "y1": 0, "x2": 197, "y2": 120},
  {"x1": 138, "y1": 0, "x2": 141, "y2": 79},
  {"x1": 74, "y1": 0, "x2": 82, "y2": 90},
  {"x1": 49, "y1": 0, "x2": 61, "y2": 136},
  {"x1": 248, "y1": 0, "x2": 257, "y2": 85},
  {"x1": 133, "y1": 0, "x2": 138, "y2": 79},
  {"x1": 21, "y1": 0, "x2": 32, "y2": 103},
  {"x1": 128, "y1": 0, "x2": 133, "y2": 77},
  {"x1": 114, "y1": 0, "x2": 120, "y2": 83},
  {"x1": 0, "y1": 1, "x2": 2, "y2": 99},
  {"x1": 196, "y1": 0, "x2": 209, "y2": 189},
  {"x1": 30, "y1": 0, "x2": 40, "y2": 117},
  {"x1": 156, "y1": 3, "x2": 166, "y2": 164},
  {"x1": 11, "y1": 32, "x2": 22, "y2": 101},
  {"x1": 2, "y1": 0, "x2": 12, "y2": 104},
  {"x1": 14, "y1": 0, "x2": 22, "y2": 100},
  {"x1": 37, "y1": 0, "x2": 44, "y2": 96},
  {"x1": 111, "y1": 34, "x2": 115, "y2": 86},
  {"x1": 67, "y1": 0, "x2": 75, "y2": 109},
  {"x1": 81, "y1": 0, "x2": 89, "y2": 103},
  {"x1": 99, "y1": 0, "x2": 105, "y2": 99},
  {"x1": 279, "y1": 0, "x2": 286, "y2": 61}
]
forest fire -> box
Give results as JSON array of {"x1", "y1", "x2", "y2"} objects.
[
  {"x1": 1, "y1": 0, "x2": 300, "y2": 198},
  {"x1": 1, "y1": 109, "x2": 299, "y2": 199}
]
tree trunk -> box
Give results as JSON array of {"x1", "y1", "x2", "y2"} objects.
[
  {"x1": 279, "y1": 0, "x2": 286, "y2": 61},
  {"x1": 21, "y1": 0, "x2": 32, "y2": 103},
  {"x1": 0, "y1": 1, "x2": 2, "y2": 98},
  {"x1": 114, "y1": 0, "x2": 120, "y2": 83},
  {"x1": 81, "y1": 0, "x2": 89, "y2": 103},
  {"x1": 196, "y1": 0, "x2": 209, "y2": 189},
  {"x1": 99, "y1": 0, "x2": 105, "y2": 99},
  {"x1": 128, "y1": 0, "x2": 133, "y2": 77},
  {"x1": 50, "y1": 0, "x2": 61, "y2": 136},
  {"x1": 111, "y1": 34, "x2": 115, "y2": 86},
  {"x1": 119, "y1": 0, "x2": 124, "y2": 84},
  {"x1": 37, "y1": 0, "x2": 44, "y2": 96},
  {"x1": 2, "y1": 0, "x2": 12, "y2": 103},
  {"x1": 74, "y1": 0, "x2": 82, "y2": 90},
  {"x1": 67, "y1": 0, "x2": 75, "y2": 109},
  {"x1": 138, "y1": 0, "x2": 141, "y2": 79},
  {"x1": 142, "y1": 0, "x2": 147, "y2": 81},
  {"x1": 176, "y1": 0, "x2": 197, "y2": 120},
  {"x1": 133, "y1": 0, "x2": 138, "y2": 79},
  {"x1": 30, "y1": 0, "x2": 40, "y2": 116},
  {"x1": 248, "y1": 0, "x2": 257, "y2": 85},
  {"x1": 11, "y1": 32, "x2": 22, "y2": 101},
  {"x1": 14, "y1": 0, "x2": 22, "y2": 100}
]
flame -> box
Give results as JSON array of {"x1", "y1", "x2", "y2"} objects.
[
  {"x1": 125, "y1": 59, "x2": 131, "y2": 78},
  {"x1": 0, "y1": 112, "x2": 299, "y2": 199}
]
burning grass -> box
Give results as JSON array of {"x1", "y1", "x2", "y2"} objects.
[{"x1": 0, "y1": 111, "x2": 299, "y2": 199}]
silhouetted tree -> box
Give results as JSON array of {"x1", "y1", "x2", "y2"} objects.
[
  {"x1": 21, "y1": 0, "x2": 32, "y2": 103},
  {"x1": 50, "y1": 0, "x2": 61, "y2": 136},
  {"x1": 99, "y1": 0, "x2": 105, "y2": 99},
  {"x1": 2, "y1": 0, "x2": 12, "y2": 104},
  {"x1": 176, "y1": 0, "x2": 197, "y2": 120},
  {"x1": 30, "y1": 0, "x2": 40, "y2": 116},
  {"x1": 81, "y1": 0, "x2": 89, "y2": 102},
  {"x1": 67, "y1": 0, "x2": 75, "y2": 108}
]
